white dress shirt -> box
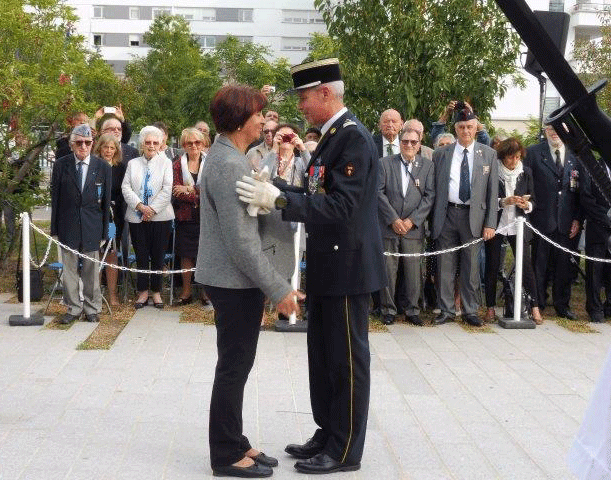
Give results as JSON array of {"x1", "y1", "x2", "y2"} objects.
[
  {"x1": 548, "y1": 143, "x2": 566, "y2": 168},
  {"x1": 400, "y1": 154, "x2": 412, "y2": 196},
  {"x1": 448, "y1": 141, "x2": 475, "y2": 204},
  {"x1": 75, "y1": 155, "x2": 90, "y2": 191},
  {"x1": 383, "y1": 136, "x2": 400, "y2": 156}
]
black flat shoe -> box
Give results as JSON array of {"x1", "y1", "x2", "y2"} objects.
[
  {"x1": 154, "y1": 302, "x2": 164, "y2": 309},
  {"x1": 212, "y1": 463, "x2": 273, "y2": 478},
  {"x1": 285, "y1": 437, "x2": 325, "y2": 459},
  {"x1": 249, "y1": 452, "x2": 278, "y2": 467},
  {"x1": 174, "y1": 296, "x2": 192, "y2": 306},
  {"x1": 134, "y1": 299, "x2": 148, "y2": 309},
  {"x1": 294, "y1": 453, "x2": 360, "y2": 474}
]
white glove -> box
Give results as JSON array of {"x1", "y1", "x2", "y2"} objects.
[
  {"x1": 236, "y1": 168, "x2": 280, "y2": 216},
  {"x1": 247, "y1": 167, "x2": 271, "y2": 216}
]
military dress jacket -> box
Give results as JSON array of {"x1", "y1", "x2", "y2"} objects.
[{"x1": 282, "y1": 110, "x2": 386, "y2": 296}]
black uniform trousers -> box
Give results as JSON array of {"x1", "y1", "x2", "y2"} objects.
[
  {"x1": 204, "y1": 285, "x2": 265, "y2": 468},
  {"x1": 129, "y1": 220, "x2": 171, "y2": 293},
  {"x1": 484, "y1": 234, "x2": 537, "y2": 308},
  {"x1": 307, "y1": 293, "x2": 370, "y2": 465},
  {"x1": 585, "y1": 234, "x2": 611, "y2": 317},
  {"x1": 531, "y1": 229, "x2": 573, "y2": 313}
]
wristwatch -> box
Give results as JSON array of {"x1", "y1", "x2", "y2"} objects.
[{"x1": 275, "y1": 193, "x2": 288, "y2": 209}]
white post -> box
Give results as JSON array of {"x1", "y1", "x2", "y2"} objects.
[
  {"x1": 513, "y1": 216, "x2": 525, "y2": 322},
  {"x1": 289, "y1": 223, "x2": 301, "y2": 325},
  {"x1": 22, "y1": 212, "x2": 31, "y2": 319}
]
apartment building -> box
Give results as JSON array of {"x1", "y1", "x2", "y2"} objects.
[{"x1": 66, "y1": 0, "x2": 327, "y2": 74}]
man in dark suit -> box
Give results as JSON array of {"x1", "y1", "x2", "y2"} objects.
[
  {"x1": 431, "y1": 109, "x2": 498, "y2": 326},
  {"x1": 51, "y1": 124, "x2": 111, "y2": 324},
  {"x1": 580, "y1": 165, "x2": 611, "y2": 322},
  {"x1": 373, "y1": 108, "x2": 403, "y2": 158},
  {"x1": 523, "y1": 125, "x2": 582, "y2": 319},
  {"x1": 378, "y1": 127, "x2": 435, "y2": 325},
  {"x1": 236, "y1": 58, "x2": 386, "y2": 474}
]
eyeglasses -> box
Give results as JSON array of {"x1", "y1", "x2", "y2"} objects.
[
  {"x1": 144, "y1": 140, "x2": 160, "y2": 146},
  {"x1": 401, "y1": 139, "x2": 420, "y2": 146},
  {"x1": 184, "y1": 141, "x2": 202, "y2": 147},
  {"x1": 102, "y1": 127, "x2": 122, "y2": 132},
  {"x1": 263, "y1": 129, "x2": 274, "y2": 134},
  {"x1": 73, "y1": 140, "x2": 92, "y2": 147}
]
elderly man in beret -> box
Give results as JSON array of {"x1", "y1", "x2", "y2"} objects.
[
  {"x1": 430, "y1": 109, "x2": 498, "y2": 327},
  {"x1": 51, "y1": 124, "x2": 112, "y2": 324}
]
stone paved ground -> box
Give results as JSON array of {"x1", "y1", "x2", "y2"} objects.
[{"x1": 1, "y1": 299, "x2": 608, "y2": 480}]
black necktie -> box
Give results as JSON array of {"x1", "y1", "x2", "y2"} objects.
[
  {"x1": 76, "y1": 161, "x2": 83, "y2": 191},
  {"x1": 555, "y1": 149, "x2": 562, "y2": 175},
  {"x1": 459, "y1": 148, "x2": 470, "y2": 203},
  {"x1": 386, "y1": 143, "x2": 394, "y2": 156}
]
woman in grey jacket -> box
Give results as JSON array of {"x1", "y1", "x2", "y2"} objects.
[{"x1": 194, "y1": 85, "x2": 301, "y2": 478}]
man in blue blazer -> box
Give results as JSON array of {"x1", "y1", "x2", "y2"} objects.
[
  {"x1": 236, "y1": 58, "x2": 386, "y2": 475},
  {"x1": 523, "y1": 125, "x2": 582, "y2": 319},
  {"x1": 51, "y1": 124, "x2": 111, "y2": 324}
]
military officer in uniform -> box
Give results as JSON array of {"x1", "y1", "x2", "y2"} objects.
[{"x1": 236, "y1": 58, "x2": 386, "y2": 475}]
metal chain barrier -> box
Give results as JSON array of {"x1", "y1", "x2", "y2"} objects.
[
  {"x1": 30, "y1": 236, "x2": 53, "y2": 269},
  {"x1": 383, "y1": 221, "x2": 517, "y2": 258},
  {"x1": 29, "y1": 222, "x2": 196, "y2": 274},
  {"x1": 524, "y1": 220, "x2": 611, "y2": 264}
]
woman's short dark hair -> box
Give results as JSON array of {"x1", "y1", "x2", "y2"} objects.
[
  {"x1": 210, "y1": 84, "x2": 267, "y2": 134},
  {"x1": 273, "y1": 123, "x2": 301, "y2": 137},
  {"x1": 496, "y1": 137, "x2": 526, "y2": 161},
  {"x1": 305, "y1": 127, "x2": 321, "y2": 139}
]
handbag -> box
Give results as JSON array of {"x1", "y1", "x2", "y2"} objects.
[{"x1": 15, "y1": 222, "x2": 44, "y2": 302}]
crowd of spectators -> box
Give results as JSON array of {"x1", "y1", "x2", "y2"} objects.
[{"x1": 43, "y1": 92, "x2": 608, "y2": 326}]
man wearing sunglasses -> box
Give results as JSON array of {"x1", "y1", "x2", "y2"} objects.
[
  {"x1": 378, "y1": 128, "x2": 435, "y2": 326},
  {"x1": 245, "y1": 119, "x2": 278, "y2": 171},
  {"x1": 51, "y1": 124, "x2": 112, "y2": 324}
]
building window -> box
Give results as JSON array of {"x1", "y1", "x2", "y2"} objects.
[
  {"x1": 93, "y1": 6, "x2": 103, "y2": 18},
  {"x1": 93, "y1": 34, "x2": 103, "y2": 46},
  {"x1": 129, "y1": 34, "x2": 140, "y2": 46},
  {"x1": 281, "y1": 37, "x2": 311, "y2": 51},
  {"x1": 174, "y1": 7, "x2": 215, "y2": 21},
  {"x1": 216, "y1": 8, "x2": 253, "y2": 22},
  {"x1": 152, "y1": 8, "x2": 172, "y2": 19},
  {"x1": 129, "y1": 7, "x2": 140, "y2": 19},
  {"x1": 549, "y1": 0, "x2": 565, "y2": 12},
  {"x1": 282, "y1": 10, "x2": 324, "y2": 24},
  {"x1": 199, "y1": 35, "x2": 217, "y2": 48}
]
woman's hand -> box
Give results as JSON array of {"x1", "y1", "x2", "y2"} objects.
[
  {"x1": 173, "y1": 185, "x2": 192, "y2": 196},
  {"x1": 138, "y1": 204, "x2": 155, "y2": 221},
  {"x1": 276, "y1": 290, "x2": 306, "y2": 317},
  {"x1": 290, "y1": 134, "x2": 306, "y2": 152},
  {"x1": 272, "y1": 132, "x2": 283, "y2": 152}
]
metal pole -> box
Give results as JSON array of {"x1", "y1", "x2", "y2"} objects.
[
  {"x1": 9, "y1": 212, "x2": 44, "y2": 326},
  {"x1": 513, "y1": 216, "x2": 524, "y2": 323},
  {"x1": 288, "y1": 223, "x2": 301, "y2": 325}
]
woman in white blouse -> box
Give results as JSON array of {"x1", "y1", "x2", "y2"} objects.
[
  {"x1": 122, "y1": 126, "x2": 175, "y2": 309},
  {"x1": 484, "y1": 138, "x2": 542, "y2": 324}
]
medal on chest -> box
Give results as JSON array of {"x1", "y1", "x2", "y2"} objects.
[{"x1": 308, "y1": 165, "x2": 326, "y2": 194}]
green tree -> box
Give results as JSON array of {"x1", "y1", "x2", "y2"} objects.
[
  {"x1": 314, "y1": 0, "x2": 523, "y2": 131},
  {"x1": 306, "y1": 33, "x2": 338, "y2": 62},
  {"x1": 0, "y1": 0, "x2": 124, "y2": 261},
  {"x1": 125, "y1": 14, "x2": 219, "y2": 135},
  {"x1": 212, "y1": 36, "x2": 300, "y2": 124},
  {"x1": 573, "y1": 11, "x2": 611, "y2": 115}
]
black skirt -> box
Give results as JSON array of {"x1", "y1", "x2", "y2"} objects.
[{"x1": 175, "y1": 221, "x2": 200, "y2": 259}]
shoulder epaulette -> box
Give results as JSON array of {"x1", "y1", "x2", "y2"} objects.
[{"x1": 342, "y1": 119, "x2": 357, "y2": 128}]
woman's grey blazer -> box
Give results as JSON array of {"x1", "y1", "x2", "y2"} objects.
[{"x1": 194, "y1": 135, "x2": 291, "y2": 304}]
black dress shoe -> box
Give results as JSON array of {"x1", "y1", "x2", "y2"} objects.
[
  {"x1": 58, "y1": 313, "x2": 79, "y2": 324},
  {"x1": 249, "y1": 452, "x2": 278, "y2": 468},
  {"x1": 464, "y1": 314, "x2": 483, "y2": 326},
  {"x1": 212, "y1": 463, "x2": 272, "y2": 478},
  {"x1": 174, "y1": 296, "x2": 192, "y2": 306},
  {"x1": 294, "y1": 453, "x2": 360, "y2": 474},
  {"x1": 134, "y1": 299, "x2": 148, "y2": 309},
  {"x1": 382, "y1": 314, "x2": 395, "y2": 325},
  {"x1": 285, "y1": 437, "x2": 325, "y2": 459},
  {"x1": 557, "y1": 309, "x2": 577, "y2": 320},
  {"x1": 590, "y1": 312, "x2": 605, "y2": 323},
  {"x1": 84, "y1": 313, "x2": 100, "y2": 322},
  {"x1": 406, "y1": 314, "x2": 423, "y2": 326},
  {"x1": 434, "y1": 313, "x2": 453, "y2": 325},
  {"x1": 153, "y1": 302, "x2": 164, "y2": 309}
]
